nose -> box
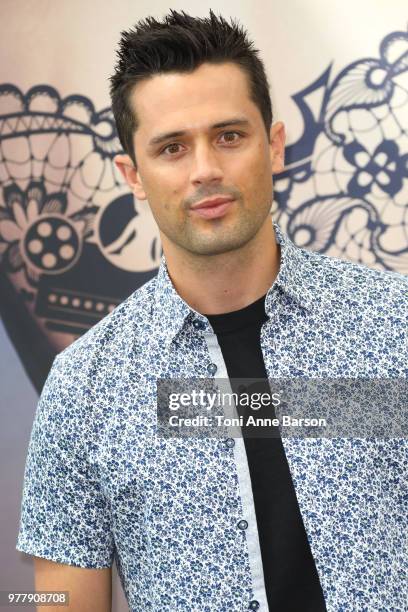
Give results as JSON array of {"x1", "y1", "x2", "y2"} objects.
[{"x1": 190, "y1": 141, "x2": 224, "y2": 185}]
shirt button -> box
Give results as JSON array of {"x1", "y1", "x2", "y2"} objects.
[
  {"x1": 193, "y1": 319, "x2": 206, "y2": 330},
  {"x1": 248, "y1": 601, "x2": 260, "y2": 610},
  {"x1": 237, "y1": 519, "x2": 248, "y2": 530},
  {"x1": 225, "y1": 438, "x2": 235, "y2": 448},
  {"x1": 207, "y1": 363, "x2": 217, "y2": 376}
]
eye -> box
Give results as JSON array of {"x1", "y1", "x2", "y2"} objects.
[
  {"x1": 219, "y1": 131, "x2": 243, "y2": 144},
  {"x1": 160, "y1": 143, "x2": 183, "y2": 156}
]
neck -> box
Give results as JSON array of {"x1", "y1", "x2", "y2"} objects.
[{"x1": 161, "y1": 217, "x2": 280, "y2": 315}]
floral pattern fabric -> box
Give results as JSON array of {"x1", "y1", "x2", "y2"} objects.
[{"x1": 17, "y1": 223, "x2": 408, "y2": 611}]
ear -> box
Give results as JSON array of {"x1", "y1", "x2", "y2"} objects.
[
  {"x1": 269, "y1": 121, "x2": 286, "y2": 175},
  {"x1": 114, "y1": 153, "x2": 147, "y2": 200}
]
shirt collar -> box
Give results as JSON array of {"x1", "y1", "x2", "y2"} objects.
[{"x1": 152, "y1": 221, "x2": 317, "y2": 349}]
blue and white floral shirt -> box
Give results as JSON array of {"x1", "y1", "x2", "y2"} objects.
[{"x1": 17, "y1": 223, "x2": 407, "y2": 611}]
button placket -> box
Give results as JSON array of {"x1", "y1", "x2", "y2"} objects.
[
  {"x1": 207, "y1": 362, "x2": 217, "y2": 376},
  {"x1": 201, "y1": 329, "x2": 269, "y2": 609},
  {"x1": 192, "y1": 319, "x2": 206, "y2": 331},
  {"x1": 237, "y1": 519, "x2": 248, "y2": 531}
]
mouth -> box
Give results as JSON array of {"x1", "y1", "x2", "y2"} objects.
[{"x1": 190, "y1": 197, "x2": 235, "y2": 219}]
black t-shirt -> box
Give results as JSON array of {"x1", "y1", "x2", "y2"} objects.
[{"x1": 205, "y1": 295, "x2": 326, "y2": 611}]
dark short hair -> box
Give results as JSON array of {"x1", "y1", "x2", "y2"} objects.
[{"x1": 109, "y1": 9, "x2": 273, "y2": 166}]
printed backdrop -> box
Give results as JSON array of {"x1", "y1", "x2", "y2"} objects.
[{"x1": 0, "y1": 2, "x2": 407, "y2": 610}]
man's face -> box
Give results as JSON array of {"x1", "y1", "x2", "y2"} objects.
[{"x1": 116, "y1": 62, "x2": 285, "y2": 256}]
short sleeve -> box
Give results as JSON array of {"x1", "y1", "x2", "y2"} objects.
[{"x1": 16, "y1": 354, "x2": 114, "y2": 568}]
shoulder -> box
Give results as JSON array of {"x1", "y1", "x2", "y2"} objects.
[
  {"x1": 49, "y1": 277, "x2": 156, "y2": 389},
  {"x1": 55, "y1": 274, "x2": 157, "y2": 371},
  {"x1": 294, "y1": 248, "x2": 407, "y2": 373},
  {"x1": 302, "y1": 247, "x2": 407, "y2": 315},
  {"x1": 35, "y1": 275, "x2": 158, "y2": 438}
]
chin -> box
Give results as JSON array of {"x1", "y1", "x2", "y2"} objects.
[{"x1": 186, "y1": 234, "x2": 257, "y2": 256}]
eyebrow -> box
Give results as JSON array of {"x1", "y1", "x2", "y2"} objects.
[{"x1": 147, "y1": 117, "x2": 251, "y2": 150}]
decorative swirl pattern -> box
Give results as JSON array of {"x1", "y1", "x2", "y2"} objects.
[{"x1": 274, "y1": 27, "x2": 408, "y2": 275}]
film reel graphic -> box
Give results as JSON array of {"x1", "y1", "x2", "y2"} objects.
[{"x1": 22, "y1": 214, "x2": 81, "y2": 275}]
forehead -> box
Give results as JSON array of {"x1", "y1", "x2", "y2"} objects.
[{"x1": 130, "y1": 62, "x2": 259, "y2": 141}]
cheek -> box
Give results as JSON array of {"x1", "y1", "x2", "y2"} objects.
[
  {"x1": 146, "y1": 166, "x2": 185, "y2": 201},
  {"x1": 143, "y1": 180, "x2": 184, "y2": 218},
  {"x1": 240, "y1": 153, "x2": 271, "y2": 193},
  {"x1": 241, "y1": 161, "x2": 273, "y2": 207},
  {"x1": 253, "y1": 148, "x2": 273, "y2": 187},
  {"x1": 242, "y1": 141, "x2": 270, "y2": 176}
]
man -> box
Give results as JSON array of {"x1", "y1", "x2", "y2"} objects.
[{"x1": 17, "y1": 9, "x2": 407, "y2": 612}]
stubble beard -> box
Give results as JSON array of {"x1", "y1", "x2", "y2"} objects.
[{"x1": 163, "y1": 199, "x2": 272, "y2": 257}]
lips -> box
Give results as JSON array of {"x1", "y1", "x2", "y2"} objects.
[
  {"x1": 190, "y1": 196, "x2": 235, "y2": 219},
  {"x1": 191, "y1": 196, "x2": 235, "y2": 210}
]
